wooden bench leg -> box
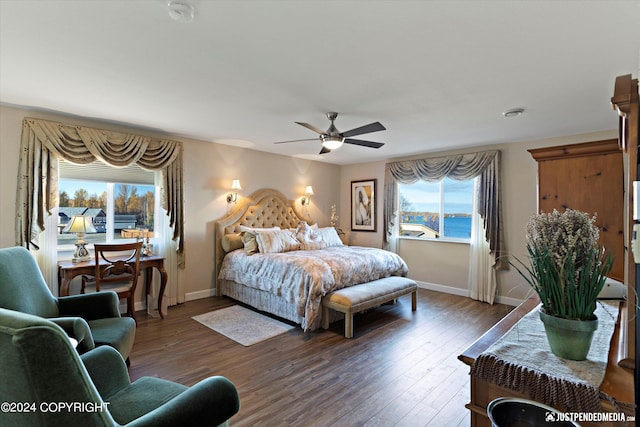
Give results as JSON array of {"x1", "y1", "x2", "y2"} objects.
[
  {"x1": 412, "y1": 291, "x2": 417, "y2": 311},
  {"x1": 322, "y1": 305, "x2": 330, "y2": 329},
  {"x1": 345, "y1": 312, "x2": 354, "y2": 339}
]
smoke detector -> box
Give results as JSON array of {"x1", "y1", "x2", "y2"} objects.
[
  {"x1": 168, "y1": 1, "x2": 194, "y2": 23},
  {"x1": 502, "y1": 108, "x2": 525, "y2": 118}
]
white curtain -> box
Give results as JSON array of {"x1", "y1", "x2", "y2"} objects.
[
  {"x1": 468, "y1": 183, "x2": 497, "y2": 303},
  {"x1": 146, "y1": 172, "x2": 184, "y2": 317},
  {"x1": 35, "y1": 206, "x2": 60, "y2": 295}
]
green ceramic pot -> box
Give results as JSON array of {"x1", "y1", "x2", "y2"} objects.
[{"x1": 539, "y1": 308, "x2": 598, "y2": 361}]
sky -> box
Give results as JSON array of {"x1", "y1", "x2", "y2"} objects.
[
  {"x1": 59, "y1": 179, "x2": 155, "y2": 199},
  {"x1": 59, "y1": 179, "x2": 107, "y2": 197},
  {"x1": 399, "y1": 178, "x2": 474, "y2": 214}
]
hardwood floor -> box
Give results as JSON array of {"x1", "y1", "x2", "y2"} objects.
[{"x1": 128, "y1": 289, "x2": 513, "y2": 427}]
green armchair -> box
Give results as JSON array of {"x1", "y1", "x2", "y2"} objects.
[
  {"x1": 0, "y1": 246, "x2": 135, "y2": 360},
  {"x1": 0, "y1": 308, "x2": 240, "y2": 427}
]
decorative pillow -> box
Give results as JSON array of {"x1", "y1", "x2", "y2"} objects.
[
  {"x1": 297, "y1": 225, "x2": 343, "y2": 250},
  {"x1": 256, "y1": 229, "x2": 300, "y2": 254},
  {"x1": 315, "y1": 227, "x2": 344, "y2": 247},
  {"x1": 221, "y1": 233, "x2": 243, "y2": 252},
  {"x1": 295, "y1": 221, "x2": 319, "y2": 243},
  {"x1": 240, "y1": 231, "x2": 260, "y2": 255},
  {"x1": 239, "y1": 226, "x2": 282, "y2": 255}
]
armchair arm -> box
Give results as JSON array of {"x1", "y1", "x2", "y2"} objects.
[
  {"x1": 81, "y1": 345, "x2": 132, "y2": 398},
  {"x1": 58, "y1": 291, "x2": 122, "y2": 320},
  {"x1": 49, "y1": 316, "x2": 95, "y2": 353},
  {"x1": 128, "y1": 376, "x2": 240, "y2": 427}
]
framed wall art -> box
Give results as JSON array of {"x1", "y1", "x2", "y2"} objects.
[{"x1": 351, "y1": 179, "x2": 376, "y2": 232}]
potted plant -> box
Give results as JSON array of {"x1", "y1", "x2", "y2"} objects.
[{"x1": 512, "y1": 209, "x2": 614, "y2": 360}]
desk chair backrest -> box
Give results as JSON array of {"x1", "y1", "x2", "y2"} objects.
[
  {"x1": 92, "y1": 242, "x2": 142, "y2": 292},
  {"x1": 87, "y1": 242, "x2": 142, "y2": 320},
  {"x1": 0, "y1": 247, "x2": 59, "y2": 318}
]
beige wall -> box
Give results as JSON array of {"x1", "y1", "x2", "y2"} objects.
[
  {"x1": 339, "y1": 130, "x2": 617, "y2": 305},
  {"x1": 0, "y1": 104, "x2": 619, "y2": 307},
  {"x1": 0, "y1": 105, "x2": 340, "y2": 301}
]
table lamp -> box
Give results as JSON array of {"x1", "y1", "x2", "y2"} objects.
[
  {"x1": 62, "y1": 215, "x2": 96, "y2": 262},
  {"x1": 120, "y1": 228, "x2": 154, "y2": 256}
]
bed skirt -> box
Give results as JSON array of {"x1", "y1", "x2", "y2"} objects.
[{"x1": 219, "y1": 279, "x2": 344, "y2": 330}]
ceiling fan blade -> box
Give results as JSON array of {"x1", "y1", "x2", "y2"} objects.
[
  {"x1": 341, "y1": 121, "x2": 386, "y2": 137},
  {"x1": 344, "y1": 138, "x2": 385, "y2": 149},
  {"x1": 274, "y1": 138, "x2": 318, "y2": 144},
  {"x1": 319, "y1": 146, "x2": 331, "y2": 154},
  {"x1": 295, "y1": 122, "x2": 326, "y2": 135}
]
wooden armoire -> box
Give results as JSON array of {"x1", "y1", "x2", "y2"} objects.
[{"x1": 528, "y1": 139, "x2": 625, "y2": 282}]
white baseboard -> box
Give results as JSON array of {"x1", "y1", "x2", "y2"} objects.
[
  {"x1": 185, "y1": 288, "x2": 216, "y2": 302},
  {"x1": 417, "y1": 280, "x2": 469, "y2": 297},
  {"x1": 130, "y1": 289, "x2": 216, "y2": 313},
  {"x1": 133, "y1": 282, "x2": 523, "y2": 312},
  {"x1": 416, "y1": 280, "x2": 521, "y2": 307}
]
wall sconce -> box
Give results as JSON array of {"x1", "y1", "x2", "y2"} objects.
[
  {"x1": 227, "y1": 179, "x2": 242, "y2": 204},
  {"x1": 301, "y1": 185, "x2": 314, "y2": 206},
  {"x1": 62, "y1": 215, "x2": 97, "y2": 262}
]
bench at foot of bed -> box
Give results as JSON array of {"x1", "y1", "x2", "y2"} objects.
[{"x1": 321, "y1": 276, "x2": 417, "y2": 338}]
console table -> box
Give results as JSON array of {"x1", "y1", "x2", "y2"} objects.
[
  {"x1": 58, "y1": 255, "x2": 168, "y2": 319},
  {"x1": 458, "y1": 295, "x2": 635, "y2": 426}
]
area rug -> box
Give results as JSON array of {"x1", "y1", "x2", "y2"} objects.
[{"x1": 192, "y1": 305, "x2": 295, "y2": 346}]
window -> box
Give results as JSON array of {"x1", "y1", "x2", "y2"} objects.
[
  {"x1": 57, "y1": 161, "x2": 157, "y2": 247},
  {"x1": 398, "y1": 177, "x2": 475, "y2": 240}
]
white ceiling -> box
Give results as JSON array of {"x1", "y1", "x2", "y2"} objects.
[{"x1": 1, "y1": 1, "x2": 639, "y2": 165}]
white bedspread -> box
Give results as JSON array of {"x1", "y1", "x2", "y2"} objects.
[{"x1": 218, "y1": 246, "x2": 409, "y2": 330}]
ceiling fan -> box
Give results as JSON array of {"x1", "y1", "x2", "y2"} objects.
[{"x1": 274, "y1": 112, "x2": 386, "y2": 154}]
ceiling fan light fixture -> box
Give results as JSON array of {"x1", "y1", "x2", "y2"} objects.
[
  {"x1": 321, "y1": 135, "x2": 344, "y2": 150},
  {"x1": 168, "y1": 1, "x2": 195, "y2": 23}
]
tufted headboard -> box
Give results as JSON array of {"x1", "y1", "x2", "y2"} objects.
[{"x1": 213, "y1": 188, "x2": 314, "y2": 292}]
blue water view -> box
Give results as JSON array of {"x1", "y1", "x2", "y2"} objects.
[{"x1": 444, "y1": 216, "x2": 472, "y2": 238}]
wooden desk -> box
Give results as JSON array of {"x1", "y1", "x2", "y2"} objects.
[
  {"x1": 58, "y1": 255, "x2": 168, "y2": 319},
  {"x1": 458, "y1": 295, "x2": 635, "y2": 427}
]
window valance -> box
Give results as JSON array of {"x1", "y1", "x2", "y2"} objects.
[
  {"x1": 15, "y1": 117, "x2": 185, "y2": 267},
  {"x1": 384, "y1": 150, "x2": 506, "y2": 270}
]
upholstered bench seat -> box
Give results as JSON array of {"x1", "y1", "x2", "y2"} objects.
[{"x1": 321, "y1": 276, "x2": 417, "y2": 338}]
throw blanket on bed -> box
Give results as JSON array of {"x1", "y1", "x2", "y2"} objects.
[{"x1": 218, "y1": 245, "x2": 408, "y2": 330}]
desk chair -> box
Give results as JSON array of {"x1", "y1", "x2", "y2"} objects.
[{"x1": 82, "y1": 242, "x2": 142, "y2": 322}]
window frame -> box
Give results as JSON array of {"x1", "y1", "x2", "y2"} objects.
[
  {"x1": 57, "y1": 163, "x2": 158, "y2": 251},
  {"x1": 397, "y1": 177, "x2": 476, "y2": 244}
]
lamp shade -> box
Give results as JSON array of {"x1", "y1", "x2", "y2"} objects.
[
  {"x1": 62, "y1": 215, "x2": 97, "y2": 234},
  {"x1": 304, "y1": 186, "x2": 314, "y2": 196},
  {"x1": 231, "y1": 179, "x2": 242, "y2": 191}
]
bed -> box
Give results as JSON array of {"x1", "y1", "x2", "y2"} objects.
[{"x1": 214, "y1": 188, "x2": 409, "y2": 331}]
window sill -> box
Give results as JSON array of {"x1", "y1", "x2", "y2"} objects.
[{"x1": 397, "y1": 236, "x2": 470, "y2": 245}]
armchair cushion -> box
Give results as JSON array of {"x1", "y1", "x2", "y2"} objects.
[{"x1": 87, "y1": 317, "x2": 136, "y2": 358}]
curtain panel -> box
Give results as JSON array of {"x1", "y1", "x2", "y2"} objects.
[
  {"x1": 15, "y1": 117, "x2": 185, "y2": 268},
  {"x1": 383, "y1": 150, "x2": 507, "y2": 270}
]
